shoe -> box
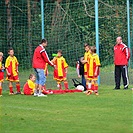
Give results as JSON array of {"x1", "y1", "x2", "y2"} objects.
[
  {"x1": 9, "y1": 92, "x2": 14, "y2": 95},
  {"x1": 86, "y1": 90, "x2": 92, "y2": 96},
  {"x1": 95, "y1": 92, "x2": 99, "y2": 96},
  {"x1": 86, "y1": 92, "x2": 91, "y2": 96},
  {"x1": 83, "y1": 90, "x2": 88, "y2": 94},
  {"x1": 38, "y1": 93, "x2": 47, "y2": 97},
  {"x1": 113, "y1": 87, "x2": 120, "y2": 90},
  {"x1": 34, "y1": 93, "x2": 38, "y2": 97},
  {"x1": 43, "y1": 90, "x2": 53, "y2": 95},
  {"x1": 124, "y1": 87, "x2": 128, "y2": 90},
  {"x1": 15, "y1": 91, "x2": 21, "y2": 95}
]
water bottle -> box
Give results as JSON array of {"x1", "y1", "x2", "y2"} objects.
[{"x1": 1, "y1": 64, "x2": 4, "y2": 72}]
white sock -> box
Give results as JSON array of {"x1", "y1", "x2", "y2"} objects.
[{"x1": 88, "y1": 83, "x2": 91, "y2": 89}]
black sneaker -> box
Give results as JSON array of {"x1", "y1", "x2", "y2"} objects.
[
  {"x1": 114, "y1": 87, "x2": 120, "y2": 90},
  {"x1": 124, "y1": 87, "x2": 128, "y2": 90}
]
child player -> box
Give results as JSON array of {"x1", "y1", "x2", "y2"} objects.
[
  {"x1": 23, "y1": 74, "x2": 36, "y2": 95},
  {"x1": 5, "y1": 48, "x2": 21, "y2": 95},
  {"x1": 76, "y1": 57, "x2": 86, "y2": 88},
  {"x1": 86, "y1": 46, "x2": 101, "y2": 96},
  {"x1": 51, "y1": 50, "x2": 69, "y2": 91},
  {"x1": 0, "y1": 52, "x2": 4, "y2": 96},
  {"x1": 82, "y1": 43, "x2": 91, "y2": 89}
]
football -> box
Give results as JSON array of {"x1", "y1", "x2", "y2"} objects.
[{"x1": 76, "y1": 85, "x2": 84, "y2": 91}]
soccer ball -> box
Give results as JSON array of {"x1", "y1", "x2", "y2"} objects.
[{"x1": 76, "y1": 85, "x2": 84, "y2": 91}]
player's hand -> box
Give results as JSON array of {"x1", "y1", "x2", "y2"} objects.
[
  {"x1": 82, "y1": 60, "x2": 87, "y2": 64},
  {"x1": 53, "y1": 65, "x2": 56, "y2": 69},
  {"x1": 7, "y1": 72, "x2": 11, "y2": 76},
  {"x1": 94, "y1": 72, "x2": 97, "y2": 76},
  {"x1": 78, "y1": 75, "x2": 81, "y2": 78}
]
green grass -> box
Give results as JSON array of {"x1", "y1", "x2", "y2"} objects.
[
  {"x1": 0, "y1": 85, "x2": 132, "y2": 133},
  {"x1": 0, "y1": 66, "x2": 133, "y2": 133}
]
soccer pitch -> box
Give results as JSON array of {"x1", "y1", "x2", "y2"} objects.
[{"x1": 0, "y1": 66, "x2": 132, "y2": 133}]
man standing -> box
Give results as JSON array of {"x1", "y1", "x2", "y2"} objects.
[
  {"x1": 114, "y1": 36, "x2": 130, "y2": 90},
  {"x1": 32, "y1": 39, "x2": 54, "y2": 96}
]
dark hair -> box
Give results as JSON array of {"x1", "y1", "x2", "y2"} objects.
[
  {"x1": 57, "y1": 49, "x2": 62, "y2": 54},
  {"x1": 40, "y1": 39, "x2": 47, "y2": 44},
  {"x1": 90, "y1": 46, "x2": 96, "y2": 53},
  {"x1": 29, "y1": 74, "x2": 35, "y2": 79},
  {"x1": 84, "y1": 43, "x2": 89, "y2": 47},
  {"x1": 8, "y1": 47, "x2": 14, "y2": 53}
]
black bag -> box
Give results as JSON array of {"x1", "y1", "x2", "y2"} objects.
[{"x1": 72, "y1": 79, "x2": 87, "y2": 91}]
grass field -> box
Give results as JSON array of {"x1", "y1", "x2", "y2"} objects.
[{"x1": 0, "y1": 66, "x2": 133, "y2": 133}]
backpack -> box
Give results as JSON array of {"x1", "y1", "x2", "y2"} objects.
[{"x1": 72, "y1": 79, "x2": 87, "y2": 91}]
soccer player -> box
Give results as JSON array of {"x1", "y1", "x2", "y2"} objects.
[
  {"x1": 23, "y1": 74, "x2": 36, "y2": 95},
  {"x1": 51, "y1": 49, "x2": 69, "y2": 91},
  {"x1": 0, "y1": 52, "x2": 4, "y2": 96},
  {"x1": 114, "y1": 36, "x2": 130, "y2": 90},
  {"x1": 83, "y1": 43, "x2": 90, "y2": 76},
  {"x1": 5, "y1": 48, "x2": 21, "y2": 95},
  {"x1": 82, "y1": 43, "x2": 91, "y2": 89},
  {"x1": 86, "y1": 46, "x2": 101, "y2": 96},
  {"x1": 32, "y1": 39, "x2": 54, "y2": 97}
]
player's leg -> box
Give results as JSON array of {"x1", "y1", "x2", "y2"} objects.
[
  {"x1": 93, "y1": 80, "x2": 99, "y2": 95},
  {"x1": 0, "y1": 82, "x2": 2, "y2": 96},
  {"x1": 9, "y1": 81, "x2": 14, "y2": 95},
  {"x1": 16, "y1": 82, "x2": 21, "y2": 94},
  {"x1": 121, "y1": 65, "x2": 129, "y2": 89},
  {"x1": 87, "y1": 79, "x2": 92, "y2": 90},
  {"x1": 64, "y1": 80, "x2": 69, "y2": 90},
  {"x1": 86, "y1": 79, "x2": 93, "y2": 95},
  {"x1": 114, "y1": 65, "x2": 121, "y2": 89},
  {"x1": 57, "y1": 80, "x2": 62, "y2": 90}
]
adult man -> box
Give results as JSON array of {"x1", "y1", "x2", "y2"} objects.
[
  {"x1": 32, "y1": 39, "x2": 54, "y2": 96},
  {"x1": 114, "y1": 36, "x2": 130, "y2": 90}
]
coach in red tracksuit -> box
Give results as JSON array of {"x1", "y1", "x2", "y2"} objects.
[
  {"x1": 114, "y1": 36, "x2": 130, "y2": 90},
  {"x1": 32, "y1": 39, "x2": 54, "y2": 96}
]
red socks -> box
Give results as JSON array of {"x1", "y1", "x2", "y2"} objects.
[
  {"x1": 0, "y1": 87, "x2": 2, "y2": 95},
  {"x1": 64, "y1": 81, "x2": 68, "y2": 90},
  {"x1": 94, "y1": 83, "x2": 98, "y2": 93},
  {"x1": 16, "y1": 83, "x2": 21, "y2": 92},
  {"x1": 9, "y1": 86, "x2": 13, "y2": 93}
]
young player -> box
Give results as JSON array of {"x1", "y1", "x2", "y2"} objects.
[
  {"x1": 86, "y1": 46, "x2": 101, "y2": 96},
  {"x1": 82, "y1": 43, "x2": 90, "y2": 81},
  {"x1": 76, "y1": 57, "x2": 86, "y2": 88},
  {"x1": 51, "y1": 50, "x2": 69, "y2": 91},
  {"x1": 23, "y1": 74, "x2": 36, "y2": 95},
  {"x1": 0, "y1": 52, "x2": 4, "y2": 96},
  {"x1": 5, "y1": 48, "x2": 21, "y2": 95}
]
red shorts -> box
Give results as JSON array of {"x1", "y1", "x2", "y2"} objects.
[
  {"x1": 87, "y1": 76, "x2": 98, "y2": 80},
  {"x1": 54, "y1": 70, "x2": 67, "y2": 81},
  {"x1": 23, "y1": 83, "x2": 34, "y2": 95},
  {"x1": 24, "y1": 90, "x2": 33, "y2": 95},
  {"x1": 6, "y1": 74, "x2": 19, "y2": 82},
  {"x1": 0, "y1": 72, "x2": 4, "y2": 82}
]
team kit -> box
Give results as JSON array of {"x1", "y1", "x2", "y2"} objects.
[{"x1": 0, "y1": 37, "x2": 130, "y2": 97}]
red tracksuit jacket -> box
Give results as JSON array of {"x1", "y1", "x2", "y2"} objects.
[
  {"x1": 32, "y1": 45, "x2": 53, "y2": 69},
  {"x1": 114, "y1": 43, "x2": 130, "y2": 65}
]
